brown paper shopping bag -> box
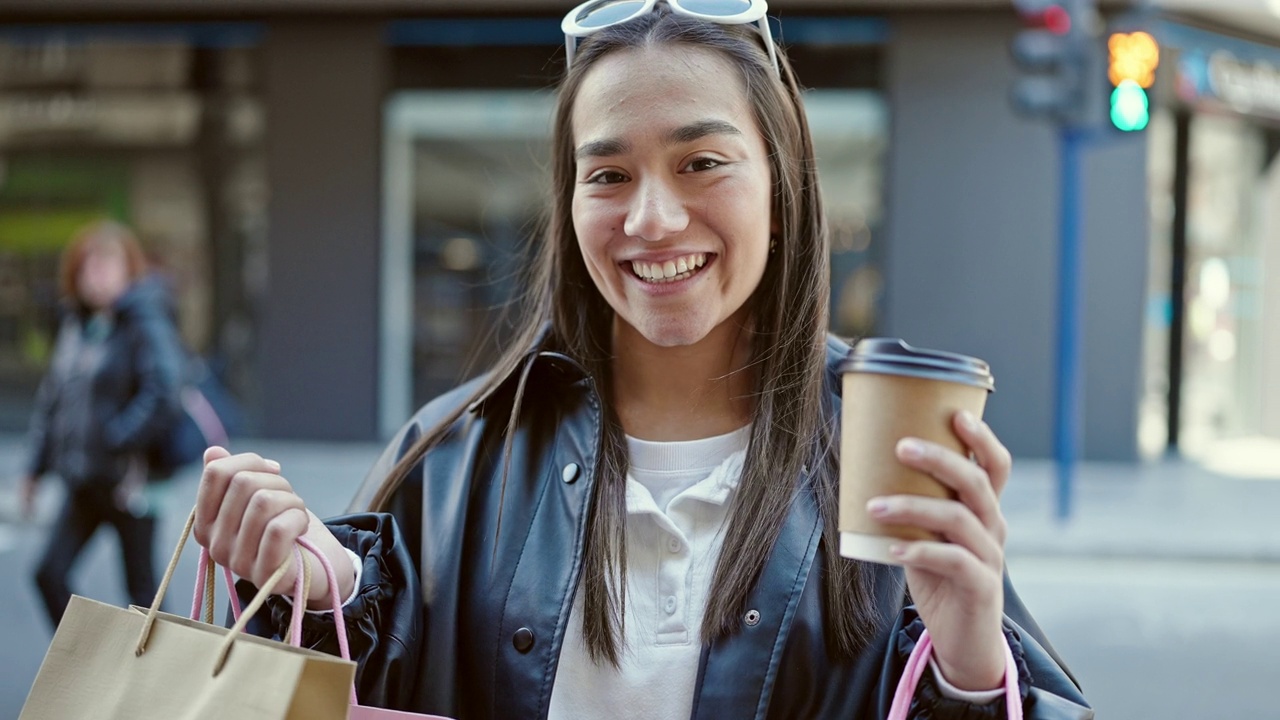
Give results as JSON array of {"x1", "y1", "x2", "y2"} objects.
[
  {"x1": 20, "y1": 508, "x2": 356, "y2": 720},
  {"x1": 181, "y1": 522, "x2": 449, "y2": 720}
]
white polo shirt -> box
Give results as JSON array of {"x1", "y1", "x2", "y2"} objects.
[
  {"x1": 548, "y1": 425, "x2": 751, "y2": 720},
  {"x1": 543, "y1": 424, "x2": 1004, "y2": 719}
]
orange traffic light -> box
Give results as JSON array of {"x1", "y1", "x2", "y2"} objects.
[{"x1": 1108, "y1": 31, "x2": 1160, "y2": 88}]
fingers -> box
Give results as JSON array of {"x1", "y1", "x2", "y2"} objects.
[
  {"x1": 890, "y1": 535, "x2": 998, "y2": 579},
  {"x1": 203, "y1": 445, "x2": 232, "y2": 464},
  {"x1": 253, "y1": 505, "x2": 310, "y2": 595},
  {"x1": 895, "y1": 434, "x2": 1007, "y2": 545},
  {"x1": 226, "y1": 475, "x2": 299, "y2": 575},
  {"x1": 194, "y1": 449, "x2": 295, "y2": 589},
  {"x1": 869, "y1": 494, "x2": 1003, "y2": 567},
  {"x1": 878, "y1": 413, "x2": 1015, "y2": 573},
  {"x1": 195, "y1": 450, "x2": 282, "y2": 544},
  {"x1": 953, "y1": 411, "x2": 1013, "y2": 495}
]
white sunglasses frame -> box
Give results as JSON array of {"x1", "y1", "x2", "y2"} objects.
[{"x1": 561, "y1": 0, "x2": 780, "y2": 76}]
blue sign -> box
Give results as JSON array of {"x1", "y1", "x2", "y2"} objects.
[{"x1": 1176, "y1": 49, "x2": 1280, "y2": 121}]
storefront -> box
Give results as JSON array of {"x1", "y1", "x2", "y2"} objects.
[
  {"x1": 12, "y1": 2, "x2": 1275, "y2": 466},
  {"x1": 1142, "y1": 18, "x2": 1280, "y2": 474},
  {"x1": 0, "y1": 10, "x2": 893, "y2": 441}
]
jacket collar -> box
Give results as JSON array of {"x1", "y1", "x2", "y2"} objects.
[{"x1": 465, "y1": 323, "x2": 589, "y2": 414}]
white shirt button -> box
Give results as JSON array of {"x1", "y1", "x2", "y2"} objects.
[
  {"x1": 667, "y1": 537, "x2": 681, "y2": 553},
  {"x1": 664, "y1": 596, "x2": 677, "y2": 614}
]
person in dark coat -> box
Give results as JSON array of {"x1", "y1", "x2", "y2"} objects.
[
  {"x1": 194, "y1": 4, "x2": 1093, "y2": 718},
  {"x1": 22, "y1": 219, "x2": 185, "y2": 628}
]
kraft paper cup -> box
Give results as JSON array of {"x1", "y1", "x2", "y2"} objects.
[{"x1": 838, "y1": 338, "x2": 995, "y2": 565}]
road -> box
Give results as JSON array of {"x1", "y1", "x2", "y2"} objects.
[{"x1": 1006, "y1": 555, "x2": 1280, "y2": 719}]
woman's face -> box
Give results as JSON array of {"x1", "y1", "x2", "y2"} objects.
[
  {"x1": 570, "y1": 44, "x2": 774, "y2": 348},
  {"x1": 77, "y1": 240, "x2": 131, "y2": 310}
]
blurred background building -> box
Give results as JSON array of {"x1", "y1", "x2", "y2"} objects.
[{"x1": 0, "y1": 0, "x2": 1277, "y2": 475}]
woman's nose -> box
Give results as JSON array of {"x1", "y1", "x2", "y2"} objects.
[{"x1": 623, "y1": 178, "x2": 689, "y2": 242}]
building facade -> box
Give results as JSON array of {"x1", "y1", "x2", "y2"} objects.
[{"x1": 0, "y1": 0, "x2": 1274, "y2": 470}]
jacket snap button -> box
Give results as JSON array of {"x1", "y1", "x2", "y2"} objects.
[
  {"x1": 513, "y1": 627, "x2": 535, "y2": 653},
  {"x1": 744, "y1": 609, "x2": 761, "y2": 627},
  {"x1": 562, "y1": 463, "x2": 580, "y2": 484}
]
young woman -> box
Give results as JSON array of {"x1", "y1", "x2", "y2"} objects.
[
  {"x1": 24, "y1": 220, "x2": 185, "y2": 628},
  {"x1": 195, "y1": 3, "x2": 1092, "y2": 718}
]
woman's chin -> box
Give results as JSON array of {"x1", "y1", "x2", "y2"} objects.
[{"x1": 626, "y1": 316, "x2": 719, "y2": 349}]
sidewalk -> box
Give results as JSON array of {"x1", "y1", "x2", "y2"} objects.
[
  {"x1": 3, "y1": 433, "x2": 1277, "y2": 563},
  {"x1": 0, "y1": 434, "x2": 384, "y2": 525},
  {"x1": 1001, "y1": 456, "x2": 1280, "y2": 562}
]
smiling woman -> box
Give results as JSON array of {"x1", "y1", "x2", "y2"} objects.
[{"x1": 194, "y1": 3, "x2": 1093, "y2": 719}]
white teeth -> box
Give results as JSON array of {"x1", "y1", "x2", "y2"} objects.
[{"x1": 629, "y1": 253, "x2": 710, "y2": 283}]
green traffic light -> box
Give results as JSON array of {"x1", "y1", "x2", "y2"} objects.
[{"x1": 1110, "y1": 79, "x2": 1149, "y2": 132}]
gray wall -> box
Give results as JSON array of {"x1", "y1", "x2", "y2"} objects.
[
  {"x1": 883, "y1": 13, "x2": 1149, "y2": 461},
  {"x1": 260, "y1": 21, "x2": 385, "y2": 440},
  {"x1": 1081, "y1": 135, "x2": 1149, "y2": 461}
]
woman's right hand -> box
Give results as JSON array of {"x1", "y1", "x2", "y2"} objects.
[{"x1": 193, "y1": 446, "x2": 356, "y2": 609}]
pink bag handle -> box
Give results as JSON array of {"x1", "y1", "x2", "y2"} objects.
[
  {"x1": 887, "y1": 629, "x2": 1023, "y2": 720},
  {"x1": 192, "y1": 548, "x2": 242, "y2": 623},
  {"x1": 192, "y1": 537, "x2": 358, "y2": 705},
  {"x1": 181, "y1": 386, "x2": 230, "y2": 447}
]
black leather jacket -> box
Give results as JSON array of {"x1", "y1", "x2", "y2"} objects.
[
  {"x1": 248, "y1": 336, "x2": 1092, "y2": 719},
  {"x1": 25, "y1": 276, "x2": 184, "y2": 487}
]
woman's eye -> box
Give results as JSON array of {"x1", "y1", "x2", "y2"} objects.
[
  {"x1": 586, "y1": 170, "x2": 627, "y2": 185},
  {"x1": 685, "y1": 157, "x2": 723, "y2": 172}
]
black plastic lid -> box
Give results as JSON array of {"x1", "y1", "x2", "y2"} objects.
[{"x1": 838, "y1": 338, "x2": 995, "y2": 392}]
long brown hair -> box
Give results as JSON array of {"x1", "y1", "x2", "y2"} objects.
[{"x1": 370, "y1": 8, "x2": 882, "y2": 665}]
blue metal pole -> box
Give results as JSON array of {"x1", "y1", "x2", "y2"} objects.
[{"x1": 1054, "y1": 128, "x2": 1084, "y2": 521}]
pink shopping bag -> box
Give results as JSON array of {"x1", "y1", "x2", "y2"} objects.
[
  {"x1": 197, "y1": 534, "x2": 452, "y2": 720},
  {"x1": 887, "y1": 628, "x2": 1023, "y2": 720}
]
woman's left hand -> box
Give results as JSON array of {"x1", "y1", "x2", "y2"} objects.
[{"x1": 867, "y1": 410, "x2": 1012, "y2": 692}]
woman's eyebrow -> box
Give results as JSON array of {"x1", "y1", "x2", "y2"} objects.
[
  {"x1": 576, "y1": 138, "x2": 630, "y2": 160},
  {"x1": 667, "y1": 119, "x2": 741, "y2": 144},
  {"x1": 575, "y1": 119, "x2": 743, "y2": 161}
]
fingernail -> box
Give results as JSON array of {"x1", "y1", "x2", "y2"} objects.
[
  {"x1": 898, "y1": 438, "x2": 924, "y2": 460},
  {"x1": 867, "y1": 498, "x2": 889, "y2": 516},
  {"x1": 959, "y1": 411, "x2": 978, "y2": 431},
  {"x1": 267, "y1": 459, "x2": 281, "y2": 471},
  {"x1": 889, "y1": 543, "x2": 906, "y2": 558}
]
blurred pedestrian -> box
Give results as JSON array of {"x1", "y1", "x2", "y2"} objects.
[
  {"x1": 20, "y1": 219, "x2": 185, "y2": 628},
  {"x1": 193, "y1": 2, "x2": 1091, "y2": 717}
]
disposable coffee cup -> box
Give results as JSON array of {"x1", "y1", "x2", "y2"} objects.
[{"x1": 838, "y1": 338, "x2": 995, "y2": 565}]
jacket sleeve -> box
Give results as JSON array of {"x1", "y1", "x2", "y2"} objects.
[
  {"x1": 234, "y1": 514, "x2": 425, "y2": 710},
  {"x1": 886, "y1": 575, "x2": 1093, "y2": 719},
  {"x1": 236, "y1": 424, "x2": 428, "y2": 711},
  {"x1": 102, "y1": 304, "x2": 184, "y2": 453},
  {"x1": 24, "y1": 358, "x2": 61, "y2": 478}
]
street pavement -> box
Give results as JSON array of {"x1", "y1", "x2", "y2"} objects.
[{"x1": 1, "y1": 432, "x2": 1277, "y2": 718}]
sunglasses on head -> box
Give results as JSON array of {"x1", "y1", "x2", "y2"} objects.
[{"x1": 561, "y1": 0, "x2": 780, "y2": 76}]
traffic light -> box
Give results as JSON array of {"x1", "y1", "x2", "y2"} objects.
[
  {"x1": 1010, "y1": 0, "x2": 1096, "y2": 125},
  {"x1": 1107, "y1": 31, "x2": 1159, "y2": 131}
]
